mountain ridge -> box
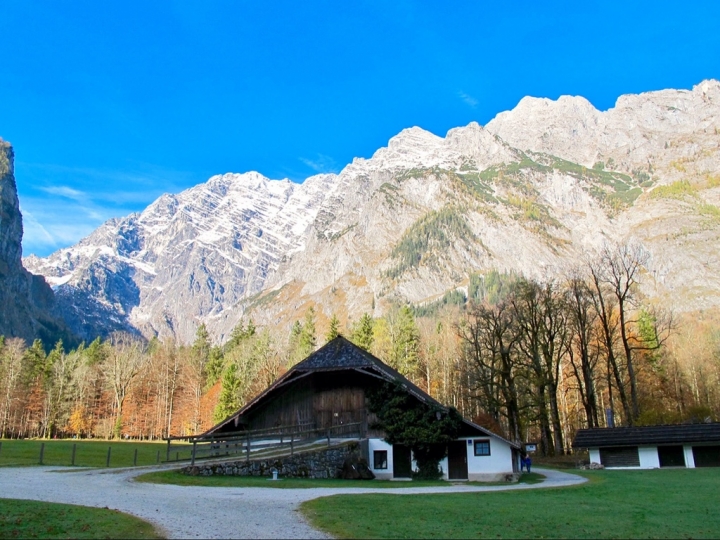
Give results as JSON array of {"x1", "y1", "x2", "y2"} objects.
[{"x1": 23, "y1": 80, "x2": 720, "y2": 343}]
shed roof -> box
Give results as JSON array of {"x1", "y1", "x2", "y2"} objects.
[
  {"x1": 573, "y1": 423, "x2": 720, "y2": 448},
  {"x1": 203, "y1": 336, "x2": 520, "y2": 449}
]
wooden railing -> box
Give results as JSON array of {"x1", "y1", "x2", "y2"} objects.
[{"x1": 163, "y1": 421, "x2": 365, "y2": 465}]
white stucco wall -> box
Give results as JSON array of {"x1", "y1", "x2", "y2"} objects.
[
  {"x1": 638, "y1": 446, "x2": 660, "y2": 468},
  {"x1": 367, "y1": 438, "x2": 394, "y2": 480},
  {"x1": 441, "y1": 437, "x2": 515, "y2": 481},
  {"x1": 467, "y1": 437, "x2": 514, "y2": 477},
  {"x1": 684, "y1": 445, "x2": 696, "y2": 468},
  {"x1": 589, "y1": 448, "x2": 601, "y2": 464},
  {"x1": 368, "y1": 436, "x2": 515, "y2": 481}
]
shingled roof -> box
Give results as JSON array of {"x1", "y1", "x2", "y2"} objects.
[
  {"x1": 203, "y1": 336, "x2": 520, "y2": 448},
  {"x1": 573, "y1": 423, "x2": 720, "y2": 448}
]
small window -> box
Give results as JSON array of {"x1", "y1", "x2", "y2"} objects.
[
  {"x1": 474, "y1": 440, "x2": 491, "y2": 456},
  {"x1": 374, "y1": 450, "x2": 388, "y2": 469}
]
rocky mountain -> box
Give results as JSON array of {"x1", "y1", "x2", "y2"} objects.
[
  {"x1": 24, "y1": 80, "x2": 720, "y2": 343},
  {"x1": 25, "y1": 171, "x2": 337, "y2": 341},
  {"x1": 0, "y1": 140, "x2": 75, "y2": 345}
]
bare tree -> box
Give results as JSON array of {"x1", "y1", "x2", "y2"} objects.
[
  {"x1": 458, "y1": 301, "x2": 524, "y2": 442},
  {"x1": 565, "y1": 274, "x2": 601, "y2": 428},
  {"x1": 104, "y1": 332, "x2": 147, "y2": 438},
  {"x1": 0, "y1": 338, "x2": 25, "y2": 437}
]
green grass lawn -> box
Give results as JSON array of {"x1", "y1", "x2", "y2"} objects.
[
  {"x1": 0, "y1": 439, "x2": 191, "y2": 468},
  {"x1": 134, "y1": 470, "x2": 545, "y2": 488},
  {"x1": 0, "y1": 499, "x2": 162, "y2": 539},
  {"x1": 301, "y1": 469, "x2": 720, "y2": 539}
]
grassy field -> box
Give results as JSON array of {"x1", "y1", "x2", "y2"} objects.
[
  {"x1": 135, "y1": 470, "x2": 545, "y2": 488},
  {"x1": 0, "y1": 439, "x2": 191, "y2": 468},
  {"x1": 0, "y1": 499, "x2": 162, "y2": 539},
  {"x1": 301, "y1": 469, "x2": 720, "y2": 539}
]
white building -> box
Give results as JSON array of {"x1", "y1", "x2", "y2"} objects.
[
  {"x1": 367, "y1": 423, "x2": 520, "y2": 481},
  {"x1": 573, "y1": 424, "x2": 720, "y2": 469}
]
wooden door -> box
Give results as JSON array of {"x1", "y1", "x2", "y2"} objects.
[
  {"x1": 658, "y1": 445, "x2": 685, "y2": 467},
  {"x1": 448, "y1": 441, "x2": 468, "y2": 480},
  {"x1": 393, "y1": 444, "x2": 412, "y2": 478}
]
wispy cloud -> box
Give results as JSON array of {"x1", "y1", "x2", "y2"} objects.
[
  {"x1": 299, "y1": 154, "x2": 339, "y2": 174},
  {"x1": 41, "y1": 185, "x2": 86, "y2": 201},
  {"x1": 458, "y1": 90, "x2": 478, "y2": 108},
  {"x1": 21, "y1": 209, "x2": 57, "y2": 248}
]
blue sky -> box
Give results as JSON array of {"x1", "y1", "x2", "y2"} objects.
[{"x1": 3, "y1": 1, "x2": 719, "y2": 257}]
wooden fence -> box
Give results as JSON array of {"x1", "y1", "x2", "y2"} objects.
[{"x1": 164, "y1": 421, "x2": 365, "y2": 466}]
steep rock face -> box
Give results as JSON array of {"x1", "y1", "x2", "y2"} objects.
[
  {"x1": 25, "y1": 81, "x2": 720, "y2": 343},
  {"x1": 26, "y1": 170, "x2": 338, "y2": 342},
  {"x1": 0, "y1": 141, "x2": 73, "y2": 344},
  {"x1": 485, "y1": 80, "x2": 720, "y2": 177}
]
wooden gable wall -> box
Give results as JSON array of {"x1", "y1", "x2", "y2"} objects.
[{"x1": 239, "y1": 370, "x2": 381, "y2": 435}]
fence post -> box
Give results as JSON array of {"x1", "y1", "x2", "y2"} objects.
[
  {"x1": 290, "y1": 432, "x2": 294, "y2": 456},
  {"x1": 191, "y1": 441, "x2": 197, "y2": 466},
  {"x1": 71, "y1": 443, "x2": 76, "y2": 466},
  {"x1": 133, "y1": 448, "x2": 138, "y2": 467},
  {"x1": 327, "y1": 430, "x2": 330, "y2": 447},
  {"x1": 166, "y1": 439, "x2": 170, "y2": 462},
  {"x1": 106, "y1": 446, "x2": 112, "y2": 468},
  {"x1": 39, "y1": 442, "x2": 45, "y2": 465}
]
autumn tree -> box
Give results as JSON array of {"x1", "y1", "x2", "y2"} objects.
[{"x1": 104, "y1": 332, "x2": 147, "y2": 438}]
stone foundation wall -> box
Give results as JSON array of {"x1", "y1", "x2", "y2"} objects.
[{"x1": 181, "y1": 442, "x2": 358, "y2": 478}]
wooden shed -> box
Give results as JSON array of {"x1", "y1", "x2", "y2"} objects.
[
  {"x1": 203, "y1": 336, "x2": 521, "y2": 481},
  {"x1": 573, "y1": 423, "x2": 720, "y2": 469}
]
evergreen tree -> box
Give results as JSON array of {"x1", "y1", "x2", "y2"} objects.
[
  {"x1": 213, "y1": 363, "x2": 242, "y2": 423},
  {"x1": 205, "y1": 346, "x2": 225, "y2": 388},
  {"x1": 325, "y1": 313, "x2": 341, "y2": 343},
  {"x1": 193, "y1": 323, "x2": 211, "y2": 362},
  {"x1": 226, "y1": 319, "x2": 256, "y2": 352},
  {"x1": 299, "y1": 307, "x2": 317, "y2": 356},
  {"x1": 351, "y1": 313, "x2": 374, "y2": 351},
  {"x1": 288, "y1": 308, "x2": 318, "y2": 364},
  {"x1": 390, "y1": 306, "x2": 420, "y2": 377},
  {"x1": 23, "y1": 339, "x2": 47, "y2": 383},
  {"x1": 84, "y1": 337, "x2": 106, "y2": 366}
]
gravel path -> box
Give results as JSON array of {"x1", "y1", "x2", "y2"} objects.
[{"x1": 0, "y1": 466, "x2": 586, "y2": 539}]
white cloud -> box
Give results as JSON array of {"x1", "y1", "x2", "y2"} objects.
[
  {"x1": 40, "y1": 185, "x2": 86, "y2": 201},
  {"x1": 458, "y1": 90, "x2": 478, "y2": 108},
  {"x1": 21, "y1": 209, "x2": 56, "y2": 247},
  {"x1": 299, "y1": 154, "x2": 339, "y2": 174}
]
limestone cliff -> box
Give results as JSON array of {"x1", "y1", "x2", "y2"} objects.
[{"x1": 0, "y1": 140, "x2": 74, "y2": 345}]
